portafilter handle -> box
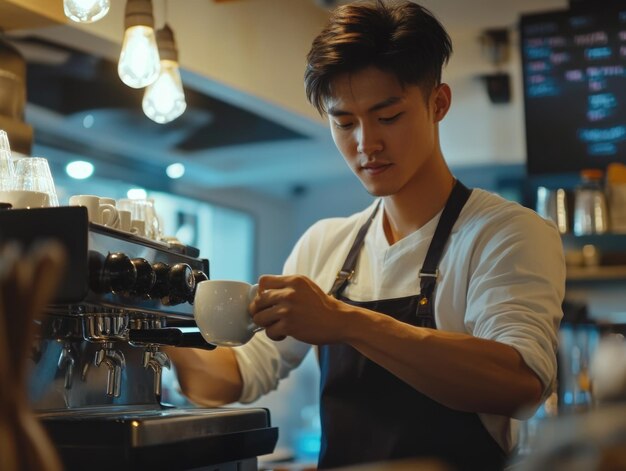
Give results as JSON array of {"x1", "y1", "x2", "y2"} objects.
[{"x1": 128, "y1": 328, "x2": 217, "y2": 350}]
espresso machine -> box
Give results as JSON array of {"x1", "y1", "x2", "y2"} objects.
[{"x1": 0, "y1": 206, "x2": 278, "y2": 471}]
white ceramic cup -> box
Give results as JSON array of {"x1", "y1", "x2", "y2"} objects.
[
  {"x1": 99, "y1": 197, "x2": 117, "y2": 207},
  {"x1": 0, "y1": 190, "x2": 49, "y2": 209},
  {"x1": 118, "y1": 209, "x2": 132, "y2": 232},
  {"x1": 194, "y1": 280, "x2": 262, "y2": 346},
  {"x1": 69, "y1": 195, "x2": 118, "y2": 227},
  {"x1": 129, "y1": 219, "x2": 146, "y2": 237}
]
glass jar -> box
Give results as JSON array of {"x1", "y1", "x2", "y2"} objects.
[{"x1": 573, "y1": 169, "x2": 609, "y2": 235}]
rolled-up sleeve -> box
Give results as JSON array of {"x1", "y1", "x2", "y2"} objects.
[
  {"x1": 233, "y1": 333, "x2": 311, "y2": 403},
  {"x1": 465, "y1": 214, "x2": 565, "y2": 405},
  {"x1": 233, "y1": 228, "x2": 314, "y2": 404}
]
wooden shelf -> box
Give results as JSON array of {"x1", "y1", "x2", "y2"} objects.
[
  {"x1": 561, "y1": 233, "x2": 626, "y2": 251},
  {"x1": 566, "y1": 265, "x2": 626, "y2": 282}
]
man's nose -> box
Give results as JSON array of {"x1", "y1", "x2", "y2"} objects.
[{"x1": 356, "y1": 126, "x2": 383, "y2": 156}]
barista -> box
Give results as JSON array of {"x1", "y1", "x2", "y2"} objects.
[{"x1": 167, "y1": 2, "x2": 565, "y2": 470}]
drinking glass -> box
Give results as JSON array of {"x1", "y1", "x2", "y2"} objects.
[
  {"x1": 146, "y1": 198, "x2": 163, "y2": 240},
  {"x1": 0, "y1": 130, "x2": 16, "y2": 191},
  {"x1": 118, "y1": 198, "x2": 161, "y2": 239},
  {"x1": 13, "y1": 157, "x2": 59, "y2": 207}
]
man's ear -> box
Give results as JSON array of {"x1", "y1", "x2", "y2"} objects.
[{"x1": 432, "y1": 83, "x2": 451, "y2": 122}]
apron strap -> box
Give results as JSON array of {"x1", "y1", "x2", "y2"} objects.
[
  {"x1": 329, "y1": 200, "x2": 381, "y2": 296},
  {"x1": 329, "y1": 180, "x2": 472, "y2": 302},
  {"x1": 417, "y1": 180, "x2": 472, "y2": 318}
]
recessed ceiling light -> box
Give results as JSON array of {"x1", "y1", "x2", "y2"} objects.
[
  {"x1": 66, "y1": 160, "x2": 94, "y2": 179},
  {"x1": 166, "y1": 162, "x2": 185, "y2": 179},
  {"x1": 127, "y1": 188, "x2": 148, "y2": 199},
  {"x1": 82, "y1": 114, "x2": 95, "y2": 128}
]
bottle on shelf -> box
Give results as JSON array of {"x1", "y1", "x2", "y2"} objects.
[
  {"x1": 607, "y1": 163, "x2": 626, "y2": 234},
  {"x1": 573, "y1": 168, "x2": 609, "y2": 236}
]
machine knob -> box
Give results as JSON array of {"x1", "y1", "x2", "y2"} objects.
[
  {"x1": 130, "y1": 258, "x2": 156, "y2": 298},
  {"x1": 150, "y1": 262, "x2": 170, "y2": 299},
  {"x1": 167, "y1": 263, "x2": 195, "y2": 305},
  {"x1": 188, "y1": 269, "x2": 209, "y2": 304},
  {"x1": 88, "y1": 250, "x2": 106, "y2": 293},
  {"x1": 103, "y1": 252, "x2": 136, "y2": 294}
]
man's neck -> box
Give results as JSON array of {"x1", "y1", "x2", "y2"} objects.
[{"x1": 382, "y1": 164, "x2": 455, "y2": 245}]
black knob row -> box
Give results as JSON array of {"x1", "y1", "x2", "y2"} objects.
[
  {"x1": 91, "y1": 252, "x2": 207, "y2": 305},
  {"x1": 152, "y1": 262, "x2": 195, "y2": 305}
]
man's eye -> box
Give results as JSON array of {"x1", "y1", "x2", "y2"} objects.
[
  {"x1": 380, "y1": 112, "x2": 403, "y2": 123},
  {"x1": 333, "y1": 121, "x2": 353, "y2": 130}
]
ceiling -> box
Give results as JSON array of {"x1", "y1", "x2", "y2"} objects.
[
  {"x1": 6, "y1": 33, "x2": 339, "y2": 198},
  {"x1": 4, "y1": 0, "x2": 577, "y2": 200}
]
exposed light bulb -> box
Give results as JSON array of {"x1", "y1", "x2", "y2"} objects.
[
  {"x1": 64, "y1": 0, "x2": 110, "y2": 23},
  {"x1": 142, "y1": 25, "x2": 186, "y2": 124},
  {"x1": 118, "y1": 0, "x2": 160, "y2": 89},
  {"x1": 143, "y1": 61, "x2": 186, "y2": 123},
  {"x1": 127, "y1": 188, "x2": 147, "y2": 199}
]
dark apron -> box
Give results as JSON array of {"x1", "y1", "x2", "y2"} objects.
[{"x1": 318, "y1": 181, "x2": 506, "y2": 471}]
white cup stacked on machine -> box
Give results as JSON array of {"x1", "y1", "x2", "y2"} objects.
[
  {"x1": 67, "y1": 195, "x2": 163, "y2": 239},
  {"x1": 69, "y1": 195, "x2": 119, "y2": 228}
]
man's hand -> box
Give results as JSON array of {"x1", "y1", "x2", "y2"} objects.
[{"x1": 249, "y1": 274, "x2": 351, "y2": 344}]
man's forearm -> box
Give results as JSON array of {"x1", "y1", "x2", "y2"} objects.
[
  {"x1": 164, "y1": 346, "x2": 244, "y2": 407},
  {"x1": 342, "y1": 305, "x2": 544, "y2": 416}
]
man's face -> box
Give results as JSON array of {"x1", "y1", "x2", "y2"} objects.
[{"x1": 326, "y1": 66, "x2": 449, "y2": 197}]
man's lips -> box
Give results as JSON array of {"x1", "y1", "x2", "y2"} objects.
[{"x1": 361, "y1": 162, "x2": 392, "y2": 175}]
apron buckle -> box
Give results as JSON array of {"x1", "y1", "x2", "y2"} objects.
[
  {"x1": 419, "y1": 269, "x2": 439, "y2": 279},
  {"x1": 337, "y1": 269, "x2": 355, "y2": 281},
  {"x1": 329, "y1": 269, "x2": 355, "y2": 296}
]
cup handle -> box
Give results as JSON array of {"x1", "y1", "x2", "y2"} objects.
[
  {"x1": 247, "y1": 284, "x2": 264, "y2": 334},
  {"x1": 100, "y1": 204, "x2": 119, "y2": 227}
]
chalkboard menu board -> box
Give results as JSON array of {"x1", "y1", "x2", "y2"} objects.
[{"x1": 521, "y1": 5, "x2": 626, "y2": 175}]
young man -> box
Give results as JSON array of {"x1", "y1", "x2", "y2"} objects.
[{"x1": 167, "y1": 1, "x2": 565, "y2": 470}]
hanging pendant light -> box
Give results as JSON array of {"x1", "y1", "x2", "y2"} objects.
[
  {"x1": 118, "y1": 0, "x2": 160, "y2": 89},
  {"x1": 63, "y1": 0, "x2": 110, "y2": 23},
  {"x1": 142, "y1": 25, "x2": 186, "y2": 124}
]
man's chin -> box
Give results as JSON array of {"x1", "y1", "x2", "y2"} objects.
[{"x1": 362, "y1": 185, "x2": 392, "y2": 198}]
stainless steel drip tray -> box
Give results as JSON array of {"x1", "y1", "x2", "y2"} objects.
[
  {"x1": 39, "y1": 406, "x2": 272, "y2": 447},
  {"x1": 39, "y1": 406, "x2": 278, "y2": 470}
]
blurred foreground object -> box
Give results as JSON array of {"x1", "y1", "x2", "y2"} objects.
[
  {"x1": 0, "y1": 241, "x2": 66, "y2": 471},
  {"x1": 331, "y1": 458, "x2": 452, "y2": 471},
  {"x1": 515, "y1": 403, "x2": 626, "y2": 471},
  {"x1": 591, "y1": 334, "x2": 626, "y2": 404},
  {"x1": 517, "y1": 331, "x2": 626, "y2": 471}
]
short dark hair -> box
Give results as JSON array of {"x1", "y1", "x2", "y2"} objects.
[{"x1": 304, "y1": 0, "x2": 452, "y2": 114}]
